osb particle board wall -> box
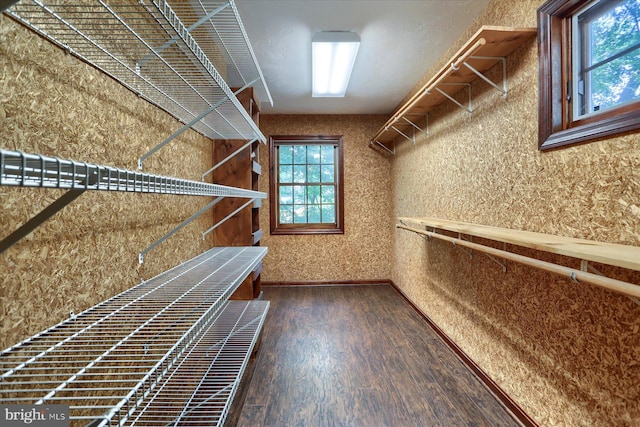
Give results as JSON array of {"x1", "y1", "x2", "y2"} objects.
[
  {"x1": 258, "y1": 115, "x2": 393, "y2": 283},
  {"x1": 1, "y1": 16, "x2": 215, "y2": 349},
  {"x1": 390, "y1": 0, "x2": 640, "y2": 426}
]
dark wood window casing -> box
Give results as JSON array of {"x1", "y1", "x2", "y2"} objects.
[
  {"x1": 538, "y1": 0, "x2": 640, "y2": 150},
  {"x1": 269, "y1": 135, "x2": 345, "y2": 235}
]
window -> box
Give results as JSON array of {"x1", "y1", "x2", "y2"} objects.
[
  {"x1": 269, "y1": 135, "x2": 344, "y2": 235},
  {"x1": 538, "y1": 0, "x2": 640, "y2": 150}
]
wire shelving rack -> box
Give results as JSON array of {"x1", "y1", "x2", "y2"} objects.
[
  {"x1": 5, "y1": 0, "x2": 271, "y2": 144},
  {"x1": 0, "y1": 149, "x2": 264, "y2": 199},
  {"x1": 0, "y1": 246, "x2": 269, "y2": 426}
]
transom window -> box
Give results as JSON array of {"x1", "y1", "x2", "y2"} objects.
[
  {"x1": 538, "y1": 0, "x2": 640, "y2": 150},
  {"x1": 269, "y1": 135, "x2": 344, "y2": 235}
]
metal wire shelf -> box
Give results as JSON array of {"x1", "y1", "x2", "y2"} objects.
[
  {"x1": 0, "y1": 149, "x2": 265, "y2": 199},
  {"x1": 6, "y1": 0, "x2": 270, "y2": 144},
  {"x1": 123, "y1": 299, "x2": 268, "y2": 426},
  {"x1": 0, "y1": 246, "x2": 268, "y2": 426}
]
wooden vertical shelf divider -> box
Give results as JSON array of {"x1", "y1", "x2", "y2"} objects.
[{"x1": 215, "y1": 87, "x2": 264, "y2": 300}]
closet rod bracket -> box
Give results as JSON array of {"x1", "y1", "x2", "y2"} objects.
[
  {"x1": 455, "y1": 233, "x2": 473, "y2": 258},
  {"x1": 403, "y1": 114, "x2": 429, "y2": 139},
  {"x1": 435, "y1": 83, "x2": 473, "y2": 115},
  {"x1": 466, "y1": 56, "x2": 507, "y2": 98},
  {"x1": 370, "y1": 140, "x2": 395, "y2": 155},
  {"x1": 484, "y1": 251, "x2": 507, "y2": 272},
  {"x1": 581, "y1": 260, "x2": 640, "y2": 306},
  {"x1": 390, "y1": 125, "x2": 414, "y2": 144}
]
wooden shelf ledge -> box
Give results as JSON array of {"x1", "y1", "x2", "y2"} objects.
[
  {"x1": 397, "y1": 216, "x2": 640, "y2": 299},
  {"x1": 371, "y1": 25, "x2": 537, "y2": 153}
]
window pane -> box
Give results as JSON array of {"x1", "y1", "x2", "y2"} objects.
[
  {"x1": 279, "y1": 165, "x2": 293, "y2": 183},
  {"x1": 307, "y1": 145, "x2": 321, "y2": 164},
  {"x1": 308, "y1": 205, "x2": 321, "y2": 223},
  {"x1": 279, "y1": 185, "x2": 293, "y2": 204},
  {"x1": 321, "y1": 185, "x2": 335, "y2": 203},
  {"x1": 279, "y1": 146, "x2": 293, "y2": 164},
  {"x1": 271, "y1": 136, "x2": 343, "y2": 233},
  {"x1": 293, "y1": 145, "x2": 306, "y2": 164},
  {"x1": 577, "y1": 0, "x2": 640, "y2": 117},
  {"x1": 588, "y1": 53, "x2": 640, "y2": 113},
  {"x1": 293, "y1": 205, "x2": 307, "y2": 223},
  {"x1": 307, "y1": 185, "x2": 321, "y2": 204},
  {"x1": 307, "y1": 165, "x2": 321, "y2": 182},
  {"x1": 321, "y1": 145, "x2": 334, "y2": 164},
  {"x1": 538, "y1": 0, "x2": 640, "y2": 149},
  {"x1": 280, "y1": 205, "x2": 293, "y2": 224},
  {"x1": 321, "y1": 164, "x2": 335, "y2": 183},
  {"x1": 588, "y1": 1, "x2": 640, "y2": 65},
  {"x1": 321, "y1": 204, "x2": 335, "y2": 223},
  {"x1": 293, "y1": 185, "x2": 306, "y2": 204},
  {"x1": 293, "y1": 165, "x2": 306, "y2": 183}
]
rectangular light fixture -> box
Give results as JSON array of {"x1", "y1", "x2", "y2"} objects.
[{"x1": 312, "y1": 31, "x2": 360, "y2": 97}]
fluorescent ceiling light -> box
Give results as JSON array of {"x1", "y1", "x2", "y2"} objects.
[{"x1": 312, "y1": 31, "x2": 360, "y2": 97}]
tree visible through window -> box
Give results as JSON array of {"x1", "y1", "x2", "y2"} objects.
[
  {"x1": 573, "y1": 0, "x2": 640, "y2": 118},
  {"x1": 269, "y1": 135, "x2": 344, "y2": 235},
  {"x1": 538, "y1": 0, "x2": 640, "y2": 150}
]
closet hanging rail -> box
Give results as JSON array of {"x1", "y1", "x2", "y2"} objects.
[
  {"x1": 5, "y1": 0, "x2": 270, "y2": 144},
  {"x1": 370, "y1": 26, "x2": 536, "y2": 154},
  {"x1": 0, "y1": 246, "x2": 269, "y2": 427},
  {"x1": 397, "y1": 217, "x2": 640, "y2": 299}
]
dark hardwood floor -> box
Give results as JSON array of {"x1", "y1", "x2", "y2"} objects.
[{"x1": 236, "y1": 284, "x2": 521, "y2": 427}]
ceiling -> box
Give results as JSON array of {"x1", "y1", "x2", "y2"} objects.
[{"x1": 235, "y1": 0, "x2": 491, "y2": 115}]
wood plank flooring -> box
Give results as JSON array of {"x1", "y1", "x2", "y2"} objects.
[{"x1": 237, "y1": 284, "x2": 520, "y2": 427}]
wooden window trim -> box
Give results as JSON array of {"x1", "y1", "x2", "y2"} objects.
[
  {"x1": 269, "y1": 135, "x2": 345, "y2": 235},
  {"x1": 538, "y1": 0, "x2": 640, "y2": 150}
]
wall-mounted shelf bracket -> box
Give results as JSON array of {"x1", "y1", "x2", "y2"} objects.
[
  {"x1": 580, "y1": 260, "x2": 640, "y2": 306},
  {"x1": 370, "y1": 140, "x2": 395, "y2": 155},
  {"x1": 404, "y1": 114, "x2": 429, "y2": 138},
  {"x1": 455, "y1": 233, "x2": 474, "y2": 258},
  {"x1": 201, "y1": 139, "x2": 257, "y2": 181},
  {"x1": 433, "y1": 83, "x2": 472, "y2": 115},
  {"x1": 0, "y1": 152, "x2": 100, "y2": 254},
  {"x1": 416, "y1": 224, "x2": 430, "y2": 242},
  {"x1": 484, "y1": 242, "x2": 508, "y2": 272},
  {"x1": 139, "y1": 196, "x2": 223, "y2": 263},
  {"x1": 201, "y1": 198, "x2": 255, "y2": 239},
  {"x1": 0, "y1": 189, "x2": 85, "y2": 255},
  {"x1": 580, "y1": 259, "x2": 603, "y2": 276},
  {"x1": 390, "y1": 124, "x2": 414, "y2": 144},
  {"x1": 139, "y1": 81, "x2": 259, "y2": 170},
  {"x1": 465, "y1": 56, "x2": 507, "y2": 97}
]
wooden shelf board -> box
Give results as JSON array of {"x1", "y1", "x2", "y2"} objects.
[
  {"x1": 373, "y1": 26, "x2": 536, "y2": 148},
  {"x1": 398, "y1": 217, "x2": 640, "y2": 272}
]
